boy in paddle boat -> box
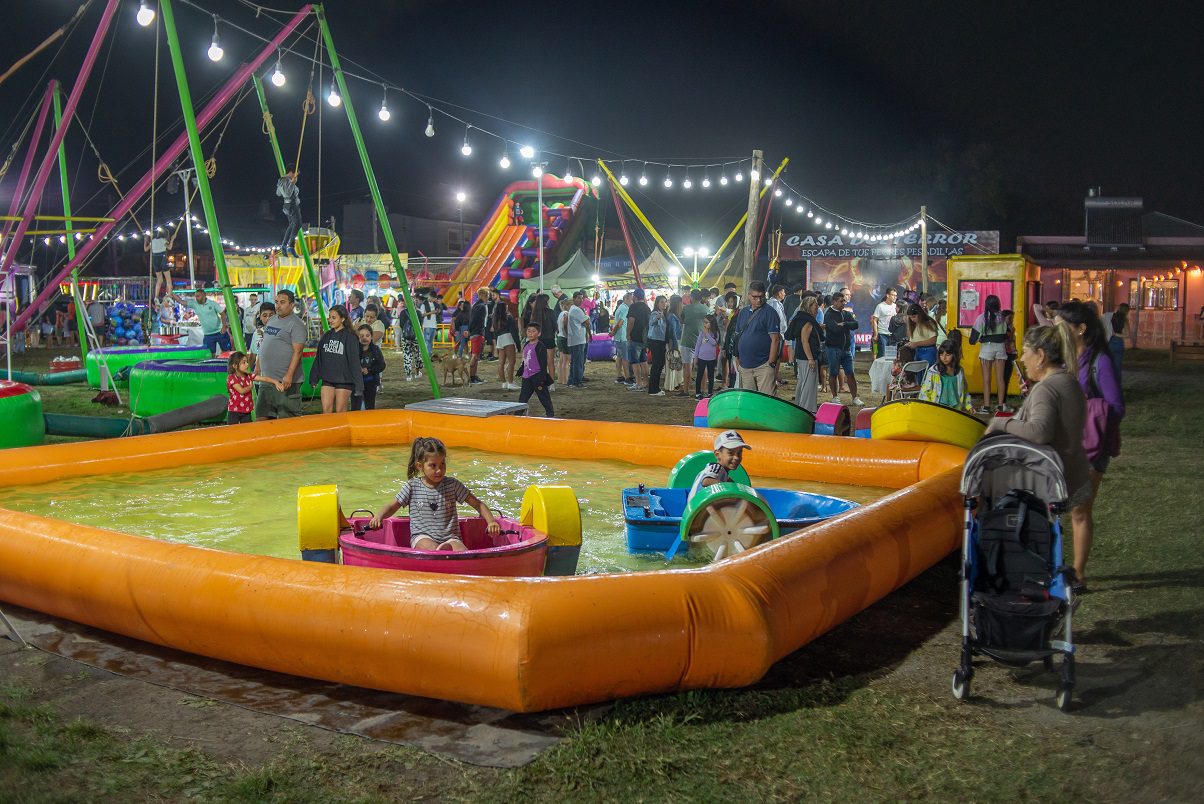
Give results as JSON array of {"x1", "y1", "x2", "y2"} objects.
[
  {"x1": 689, "y1": 430, "x2": 752, "y2": 500},
  {"x1": 369, "y1": 437, "x2": 499, "y2": 551}
]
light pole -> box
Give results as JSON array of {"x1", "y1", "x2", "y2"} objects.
[
  {"x1": 682, "y1": 244, "x2": 710, "y2": 286},
  {"x1": 455, "y1": 189, "x2": 466, "y2": 256},
  {"x1": 172, "y1": 167, "x2": 198, "y2": 286},
  {"x1": 530, "y1": 158, "x2": 548, "y2": 293}
]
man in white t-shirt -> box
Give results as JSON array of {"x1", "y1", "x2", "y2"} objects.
[{"x1": 872, "y1": 288, "x2": 898, "y2": 357}]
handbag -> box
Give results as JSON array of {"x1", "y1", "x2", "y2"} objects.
[
  {"x1": 668, "y1": 348, "x2": 682, "y2": 371},
  {"x1": 1083, "y1": 355, "x2": 1121, "y2": 461}
]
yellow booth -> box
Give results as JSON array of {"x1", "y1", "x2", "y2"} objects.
[{"x1": 945, "y1": 254, "x2": 1041, "y2": 396}]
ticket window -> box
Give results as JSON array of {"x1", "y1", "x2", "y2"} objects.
[{"x1": 957, "y1": 280, "x2": 1015, "y2": 328}]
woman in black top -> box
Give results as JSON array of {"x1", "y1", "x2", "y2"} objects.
[
  {"x1": 452, "y1": 300, "x2": 472, "y2": 356},
  {"x1": 531, "y1": 293, "x2": 558, "y2": 384},
  {"x1": 310, "y1": 304, "x2": 363, "y2": 413},
  {"x1": 786, "y1": 295, "x2": 822, "y2": 413},
  {"x1": 492, "y1": 304, "x2": 521, "y2": 390}
]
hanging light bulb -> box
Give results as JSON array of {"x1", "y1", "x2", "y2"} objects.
[
  {"x1": 795, "y1": 205, "x2": 804, "y2": 214},
  {"x1": 270, "y1": 54, "x2": 286, "y2": 87},
  {"x1": 591, "y1": 174, "x2": 602, "y2": 187},
  {"x1": 825, "y1": 222, "x2": 834, "y2": 229},
  {"x1": 814, "y1": 216, "x2": 823, "y2": 225},
  {"x1": 137, "y1": 1, "x2": 155, "y2": 27},
  {"x1": 663, "y1": 169, "x2": 673, "y2": 189},
  {"x1": 425, "y1": 107, "x2": 435, "y2": 137},
  {"x1": 377, "y1": 86, "x2": 390, "y2": 121},
  {"x1": 460, "y1": 126, "x2": 473, "y2": 157},
  {"x1": 619, "y1": 172, "x2": 629, "y2": 186},
  {"x1": 784, "y1": 197, "x2": 793, "y2": 206},
  {"x1": 499, "y1": 150, "x2": 511, "y2": 169},
  {"x1": 765, "y1": 177, "x2": 774, "y2": 187},
  {"x1": 638, "y1": 171, "x2": 649, "y2": 186},
  {"x1": 719, "y1": 173, "x2": 728, "y2": 186},
  {"x1": 59, "y1": 235, "x2": 67, "y2": 244},
  {"x1": 327, "y1": 85, "x2": 341, "y2": 107},
  {"x1": 683, "y1": 173, "x2": 693, "y2": 190},
  {"x1": 702, "y1": 175, "x2": 711, "y2": 189},
  {"x1": 734, "y1": 170, "x2": 744, "y2": 182},
  {"x1": 43, "y1": 237, "x2": 51, "y2": 245},
  {"x1": 563, "y1": 161, "x2": 573, "y2": 181},
  {"x1": 773, "y1": 187, "x2": 782, "y2": 196},
  {"x1": 841, "y1": 227, "x2": 848, "y2": 235},
  {"x1": 207, "y1": 16, "x2": 224, "y2": 61},
  {"x1": 750, "y1": 168, "x2": 760, "y2": 181},
  {"x1": 806, "y1": 210, "x2": 813, "y2": 217},
  {"x1": 532, "y1": 164, "x2": 544, "y2": 178}
]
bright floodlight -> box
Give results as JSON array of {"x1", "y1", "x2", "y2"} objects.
[
  {"x1": 519, "y1": 145, "x2": 535, "y2": 159},
  {"x1": 137, "y1": 1, "x2": 155, "y2": 27},
  {"x1": 684, "y1": 246, "x2": 695, "y2": 257},
  {"x1": 699, "y1": 247, "x2": 709, "y2": 257},
  {"x1": 532, "y1": 165, "x2": 543, "y2": 178},
  {"x1": 327, "y1": 87, "x2": 341, "y2": 107},
  {"x1": 499, "y1": 154, "x2": 511, "y2": 169},
  {"x1": 668, "y1": 265, "x2": 680, "y2": 278},
  {"x1": 591, "y1": 274, "x2": 600, "y2": 283},
  {"x1": 455, "y1": 190, "x2": 467, "y2": 204},
  {"x1": 270, "y1": 61, "x2": 286, "y2": 87}
]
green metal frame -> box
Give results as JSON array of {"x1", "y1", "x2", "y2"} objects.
[
  {"x1": 314, "y1": 4, "x2": 441, "y2": 398},
  {"x1": 159, "y1": 0, "x2": 245, "y2": 353},
  {"x1": 251, "y1": 73, "x2": 328, "y2": 331},
  {"x1": 51, "y1": 82, "x2": 89, "y2": 361}
]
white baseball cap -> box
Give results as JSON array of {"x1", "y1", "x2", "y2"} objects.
[{"x1": 714, "y1": 430, "x2": 752, "y2": 451}]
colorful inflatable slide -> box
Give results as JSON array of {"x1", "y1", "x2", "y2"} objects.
[{"x1": 441, "y1": 175, "x2": 595, "y2": 306}]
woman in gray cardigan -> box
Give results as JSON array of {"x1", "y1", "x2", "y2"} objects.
[{"x1": 986, "y1": 321, "x2": 1091, "y2": 586}]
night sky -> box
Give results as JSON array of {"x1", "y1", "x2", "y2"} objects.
[{"x1": 3, "y1": 0, "x2": 1202, "y2": 256}]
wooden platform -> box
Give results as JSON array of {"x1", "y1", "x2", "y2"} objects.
[
  {"x1": 404, "y1": 397, "x2": 528, "y2": 417},
  {"x1": 1169, "y1": 342, "x2": 1204, "y2": 363}
]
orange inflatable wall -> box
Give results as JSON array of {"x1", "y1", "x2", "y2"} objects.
[{"x1": 0, "y1": 412, "x2": 965, "y2": 711}]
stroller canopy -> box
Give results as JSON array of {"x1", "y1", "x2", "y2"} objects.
[{"x1": 960, "y1": 433, "x2": 1069, "y2": 505}]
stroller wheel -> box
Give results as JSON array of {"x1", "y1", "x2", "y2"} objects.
[
  {"x1": 951, "y1": 670, "x2": 971, "y2": 701},
  {"x1": 1055, "y1": 683, "x2": 1073, "y2": 712}
]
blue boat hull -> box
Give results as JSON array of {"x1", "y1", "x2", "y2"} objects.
[{"x1": 623, "y1": 487, "x2": 858, "y2": 554}]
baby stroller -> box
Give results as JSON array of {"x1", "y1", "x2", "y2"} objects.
[{"x1": 953, "y1": 433, "x2": 1077, "y2": 711}]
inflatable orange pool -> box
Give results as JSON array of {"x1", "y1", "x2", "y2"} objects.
[{"x1": 0, "y1": 411, "x2": 965, "y2": 712}]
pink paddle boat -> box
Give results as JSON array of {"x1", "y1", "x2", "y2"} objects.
[{"x1": 339, "y1": 514, "x2": 550, "y2": 577}]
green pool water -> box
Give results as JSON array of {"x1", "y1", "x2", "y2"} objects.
[{"x1": 0, "y1": 446, "x2": 889, "y2": 574}]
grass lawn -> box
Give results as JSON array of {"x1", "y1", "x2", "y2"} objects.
[{"x1": 2, "y1": 347, "x2": 1201, "y2": 801}]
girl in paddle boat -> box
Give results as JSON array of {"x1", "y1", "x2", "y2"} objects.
[{"x1": 368, "y1": 437, "x2": 500, "y2": 551}]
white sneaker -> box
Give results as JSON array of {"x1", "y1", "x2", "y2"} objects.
[
  {"x1": 650, "y1": 390, "x2": 666, "y2": 397},
  {"x1": 830, "y1": 396, "x2": 841, "y2": 404},
  {"x1": 852, "y1": 397, "x2": 864, "y2": 406}
]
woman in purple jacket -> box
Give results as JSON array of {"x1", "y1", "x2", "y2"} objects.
[{"x1": 1057, "y1": 301, "x2": 1125, "y2": 590}]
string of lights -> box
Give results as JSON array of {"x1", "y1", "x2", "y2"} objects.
[{"x1": 40, "y1": 1, "x2": 930, "y2": 258}]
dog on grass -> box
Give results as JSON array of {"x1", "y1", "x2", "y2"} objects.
[{"x1": 432, "y1": 353, "x2": 471, "y2": 387}]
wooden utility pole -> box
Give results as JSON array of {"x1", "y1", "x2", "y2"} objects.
[{"x1": 740, "y1": 149, "x2": 763, "y2": 293}]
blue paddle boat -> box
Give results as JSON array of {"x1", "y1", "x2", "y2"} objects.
[{"x1": 623, "y1": 483, "x2": 859, "y2": 556}]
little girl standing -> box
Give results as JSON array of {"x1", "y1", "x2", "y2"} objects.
[
  {"x1": 227, "y1": 351, "x2": 255, "y2": 424},
  {"x1": 368, "y1": 437, "x2": 499, "y2": 551},
  {"x1": 919, "y1": 339, "x2": 973, "y2": 412},
  {"x1": 693, "y1": 314, "x2": 720, "y2": 399}
]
